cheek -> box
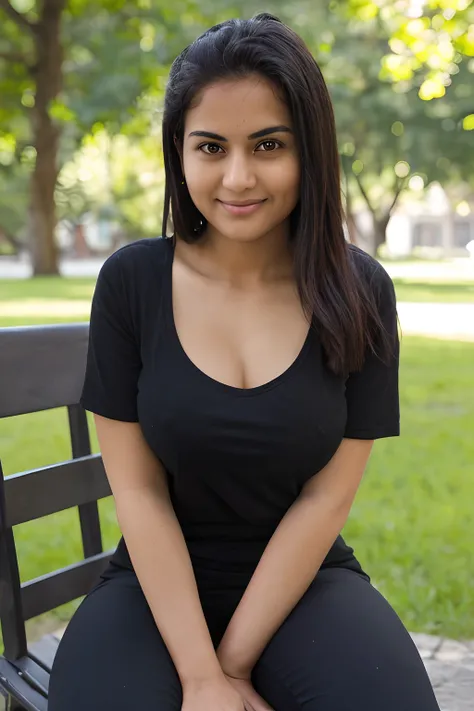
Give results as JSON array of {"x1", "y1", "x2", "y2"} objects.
[
  {"x1": 185, "y1": 172, "x2": 215, "y2": 210},
  {"x1": 270, "y1": 160, "x2": 300, "y2": 200}
]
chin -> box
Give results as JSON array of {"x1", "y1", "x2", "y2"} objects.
[
  {"x1": 219, "y1": 229, "x2": 269, "y2": 244},
  {"x1": 224, "y1": 228, "x2": 263, "y2": 241},
  {"x1": 209, "y1": 218, "x2": 278, "y2": 244}
]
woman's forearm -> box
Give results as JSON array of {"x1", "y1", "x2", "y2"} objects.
[
  {"x1": 115, "y1": 488, "x2": 223, "y2": 687},
  {"x1": 216, "y1": 439, "x2": 372, "y2": 676},
  {"x1": 216, "y1": 494, "x2": 349, "y2": 675}
]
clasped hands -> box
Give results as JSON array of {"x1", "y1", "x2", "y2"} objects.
[{"x1": 217, "y1": 649, "x2": 274, "y2": 711}]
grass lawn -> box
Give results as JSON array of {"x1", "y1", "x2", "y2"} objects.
[
  {"x1": 1, "y1": 276, "x2": 474, "y2": 642},
  {"x1": 392, "y1": 279, "x2": 474, "y2": 303}
]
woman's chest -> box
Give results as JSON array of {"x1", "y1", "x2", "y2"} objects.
[
  {"x1": 135, "y1": 330, "x2": 348, "y2": 484},
  {"x1": 172, "y1": 260, "x2": 310, "y2": 391}
]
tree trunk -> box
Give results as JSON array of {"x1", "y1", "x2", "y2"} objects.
[
  {"x1": 28, "y1": 0, "x2": 65, "y2": 276},
  {"x1": 352, "y1": 170, "x2": 405, "y2": 258},
  {"x1": 372, "y1": 214, "x2": 390, "y2": 256},
  {"x1": 345, "y1": 187, "x2": 359, "y2": 246}
]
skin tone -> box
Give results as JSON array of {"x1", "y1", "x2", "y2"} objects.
[{"x1": 174, "y1": 74, "x2": 309, "y2": 393}]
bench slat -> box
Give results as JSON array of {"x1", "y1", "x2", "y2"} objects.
[
  {"x1": 15, "y1": 657, "x2": 50, "y2": 698},
  {"x1": 4, "y1": 454, "x2": 111, "y2": 527},
  {"x1": 0, "y1": 657, "x2": 48, "y2": 711},
  {"x1": 68, "y1": 403, "x2": 105, "y2": 558},
  {"x1": 22, "y1": 550, "x2": 113, "y2": 621},
  {"x1": 0, "y1": 323, "x2": 89, "y2": 418},
  {"x1": 28, "y1": 634, "x2": 61, "y2": 673}
]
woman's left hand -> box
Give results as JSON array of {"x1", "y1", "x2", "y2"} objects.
[{"x1": 223, "y1": 672, "x2": 274, "y2": 711}]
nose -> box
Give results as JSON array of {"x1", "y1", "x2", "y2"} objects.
[{"x1": 221, "y1": 151, "x2": 257, "y2": 192}]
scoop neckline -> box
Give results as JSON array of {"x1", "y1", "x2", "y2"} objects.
[{"x1": 163, "y1": 237, "x2": 313, "y2": 397}]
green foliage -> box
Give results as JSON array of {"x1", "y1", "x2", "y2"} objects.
[
  {"x1": 345, "y1": 0, "x2": 474, "y2": 98},
  {"x1": 288, "y1": 3, "x2": 473, "y2": 245},
  {"x1": 0, "y1": 0, "x2": 473, "y2": 251}
]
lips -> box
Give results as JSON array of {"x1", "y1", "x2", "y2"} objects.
[
  {"x1": 219, "y1": 200, "x2": 265, "y2": 206},
  {"x1": 218, "y1": 199, "x2": 266, "y2": 216}
]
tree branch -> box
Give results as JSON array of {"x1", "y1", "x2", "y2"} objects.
[
  {"x1": 353, "y1": 170, "x2": 377, "y2": 216},
  {"x1": 0, "y1": 0, "x2": 36, "y2": 34},
  {"x1": 0, "y1": 50, "x2": 29, "y2": 65},
  {"x1": 388, "y1": 177, "x2": 406, "y2": 214}
]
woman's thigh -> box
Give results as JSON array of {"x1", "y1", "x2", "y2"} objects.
[
  {"x1": 252, "y1": 568, "x2": 440, "y2": 711},
  {"x1": 49, "y1": 569, "x2": 182, "y2": 711}
]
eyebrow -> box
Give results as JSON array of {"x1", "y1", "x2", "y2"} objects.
[{"x1": 188, "y1": 125, "x2": 293, "y2": 141}]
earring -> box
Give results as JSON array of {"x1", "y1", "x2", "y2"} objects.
[
  {"x1": 181, "y1": 178, "x2": 185, "y2": 185},
  {"x1": 193, "y1": 219, "x2": 204, "y2": 234}
]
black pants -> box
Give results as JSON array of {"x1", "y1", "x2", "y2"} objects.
[{"x1": 49, "y1": 565, "x2": 440, "y2": 710}]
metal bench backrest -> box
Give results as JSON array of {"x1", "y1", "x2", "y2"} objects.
[{"x1": 0, "y1": 324, "x2": 112, "y2": 662}]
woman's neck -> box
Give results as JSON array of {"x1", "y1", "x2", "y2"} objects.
[{"x1": 176, "y1": 225, "x2": 294, "y2": 287}]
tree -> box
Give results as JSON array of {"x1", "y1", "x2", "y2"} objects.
[
  {"x1": 295, "y1": 3, "x2": 474, "y2": 254},
  {"x1": 0, "y1": 0, "x2": 218, "y2": 274},
  {"x1": 0, "y1": 0, "x2": 66, "y2": 273},
  {"x1": 2, "y1": 1, "x2": 472, "y2": 267}
]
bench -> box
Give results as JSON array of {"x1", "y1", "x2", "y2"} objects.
[{"x1": 0, "y1": 324, "x2": 114, "y2": 711}]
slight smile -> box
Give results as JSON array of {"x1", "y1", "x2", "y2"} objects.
[{"x1": 217, "y1": 199, "x2": 267, "y2": 216}]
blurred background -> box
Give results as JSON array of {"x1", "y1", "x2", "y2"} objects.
[{"x1": 0, "y1": 0, "x2": 473, "y2": 661}]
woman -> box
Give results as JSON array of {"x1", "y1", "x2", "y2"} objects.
[{"x1": 49, "y1": 13, "x2": 440, "y2": 711}]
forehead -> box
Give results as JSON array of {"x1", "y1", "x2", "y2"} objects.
[{"x1": 185, "y1": 76, "x2": 292, "y2": 135}]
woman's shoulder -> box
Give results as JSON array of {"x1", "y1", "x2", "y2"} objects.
[
  {"x1": 98, "y1": 237, "x2": 170, "y2": 276},
  {"x1": 96, "y1": 237, "x2": 172, "y2": 296},
  {"x1": 347, "y1": 243, "x2": 395, "y2": 299}
]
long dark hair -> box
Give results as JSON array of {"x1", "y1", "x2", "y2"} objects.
[{"x1": 162, "y1": 13, "x2": 394, "y2": 376}]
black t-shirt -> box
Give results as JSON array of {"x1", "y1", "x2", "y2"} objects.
[{"x1": 80, "y1": 237, "x2": 399, "y2": 581}]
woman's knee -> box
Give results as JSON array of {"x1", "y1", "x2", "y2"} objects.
[
  {"x1": 253, "y1": 568, "x2": 440, "y2": 710},
  {"x1": 49, "y1": 575, "x2": 182, "y2": 710}
]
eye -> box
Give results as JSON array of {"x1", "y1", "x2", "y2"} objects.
[
  {"x1": 256, "y1": 139, "x2": 283, "y2": 152},
  {"x1": 198, "y1": 142, "x2": 224, "y2": 155}
]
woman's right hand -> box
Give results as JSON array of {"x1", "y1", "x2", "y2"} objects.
[{"x1": 181, "y1": 675, "x2": 246, "y2": 711}]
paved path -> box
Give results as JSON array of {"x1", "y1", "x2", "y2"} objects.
[
  {"x1": 397, "y1": 302, "x2": 474, "y2": 342},
  {"x1": 411, "y1": 633, "x2": 474, "y2": 711},
  {"x1": 383, "y1": 259, "x2": 474, "y2": 283},
  {"x1": 0, "y1": 255, "x2": 104, "y2": 279}
]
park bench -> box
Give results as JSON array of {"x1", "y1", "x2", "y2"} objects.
[{"x1": 0, "y1": 323, "x2": 113, "y2": 711}]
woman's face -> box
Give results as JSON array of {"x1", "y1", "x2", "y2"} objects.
[{"x1": 180, "y1": 75, "x2": 300, "y2": 244}]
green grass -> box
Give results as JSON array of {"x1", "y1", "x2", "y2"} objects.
[
  {"x1": 345, "y1": 337, "x2": 474, "y2": 640},
  {"x1": 0, "y1": 277, "x2": 95, "y2": 301},
  {"x1": 393, "y1": 279, "x2": 474, "y2": 303},
  {"x1": 1, "y1": 276, "x2": 474, "y2": 642},
  {"x1": 0, "y1": 277, "x2": 94, "y2": 327}
]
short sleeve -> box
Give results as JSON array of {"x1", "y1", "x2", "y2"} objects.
[
  {"x1": 80, "y1": 250, "x2": 142, "y2": 422},
  {"x1": 344, "y1": 263, "x2": 400, "y2": 440}
]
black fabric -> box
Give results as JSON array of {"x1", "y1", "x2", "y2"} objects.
[
  {"x1": 80, "y1": 236, "x2": 399, "y2": 576},
  {"x1": 49, "y1": 566, "x2": 440, "y2": 710}
]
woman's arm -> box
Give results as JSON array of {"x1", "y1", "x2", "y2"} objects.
[
  {"x1": 216, "y1": 438, "x2": 374, "y2": 677},
  {"x1": 94, "y1": 414, "x2": 223, "y2": 687}
]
